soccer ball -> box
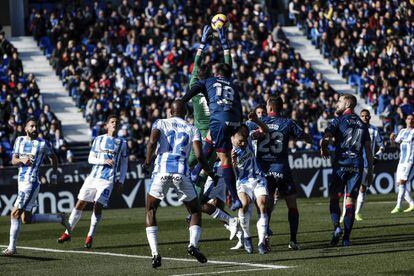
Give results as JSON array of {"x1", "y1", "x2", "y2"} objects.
[{"x1": 211, "y1": 14, "x2": 228, "y2": 31}]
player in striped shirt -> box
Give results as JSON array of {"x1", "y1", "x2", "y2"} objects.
[
  {"x1": 143, "y1": 100, "x2": 217, "y2": 268},
  {"x1": 57, "y1": 115, "x2": 128, "y2": 248},
  {"x1": 3, "y1": 118, "x2": 69, "y2": 256},
  {"x1": 390, "y1": 114, "x2": 414, "y2": 213},
  {"x1": 231, "y1": 113, "x2": 270, "y2": 255}
]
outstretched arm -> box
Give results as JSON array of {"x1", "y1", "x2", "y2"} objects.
[
  {"x1": 144, "y1": 129, "x2": 160, "y2": 168},
  {"x1": 190, "y1": 25, "x2": 212, "y2": 88}
]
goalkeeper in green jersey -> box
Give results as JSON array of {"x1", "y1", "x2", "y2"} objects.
[
  {"x1": 188, "y1": 24, "x2": 234, "y2": 198},
  {"x1": 186, "y1": 25, "x2": 242, "y2": 247}
]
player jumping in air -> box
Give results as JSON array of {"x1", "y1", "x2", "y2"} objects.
[
  {"x1": 182, "y1": 26, "x2": 243, "y2": 211},
  {"x1": 340, "y1": 109, "x2": 385, "y2": 222},
  {"x1": 143, "y1": 100, "x2": 217, "y2": 268},
  {"x1": 57, "y1": 115, "x2": 128, "y2": 248},
  {"x1": 231, "y1": 113, "x2": 269, "y2": 254},
  {"x1": 320, "y1": 94, "x2": 373, "y2": 247},
  {"x1": 3, "y1": 118, "x2": 69, "y2": 256},
  {"x1": 186, "y1": 25, "x2": 240, "y2": 244},
  {"x1": 253, "y1": 96, "x2": 312, "y2": 250},
  {"x1": 390, "y1": 114, "x2": 414, "y2": 213}
]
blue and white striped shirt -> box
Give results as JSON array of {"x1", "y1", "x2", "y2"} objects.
[
  {"x1": 88, "y1": 134, "x2": 128, "y2": 184},
  {"x1": 153, "y1": 117, "x2": 201, "y2": 175},
  {"x1": 233, "y1": 137, "x2": 265, "y2": 183},
  {"x1": 395, "y1": 128, "x2": 414, "y2": 165},
  {"x1": 13, "y1": 136, "x2": 53, "y2": 183}
]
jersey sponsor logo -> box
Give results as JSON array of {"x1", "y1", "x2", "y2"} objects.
[{"x1": 160, "y1": 174, "x2": 183, "y2": 181}]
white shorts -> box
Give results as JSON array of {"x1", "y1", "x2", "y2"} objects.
[
  {"x1": 78, "y1": 176, "x2": 113, "y2": 207},
  {"x1": 149, "y1": 173, "x2": 196, "y2": 202},
  {"x1": 14, "y1": 181, "x2": 40, "y2": 211},
  {"x1": 396, "y1": 163, "x2": 414, "y2": 182},
  {"x1": 203, "y1": 176, "x2": 226, "y2": 203},
  {"x1": 237, "y1": 177, "x2": 268, "y2": 200}
]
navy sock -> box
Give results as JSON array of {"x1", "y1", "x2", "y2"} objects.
[
  {"x1": 343, "y1": 204, "x2": 355, "y2": 241},
  {"x1": 329, "y1": 197, "x2": 340, "y2": 229},
  {"x1": 219, "y1": 165, "x2": 239, "y2": 202},
  {"x1": 288, "y1": 208, "x2": 299, "y2": 243},
  {"x1": 191, "y1": 139, "x2": 214, "y2": 181}
]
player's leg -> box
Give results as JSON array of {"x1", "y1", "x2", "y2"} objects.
[
  {"x1": 355, "y1": 168, "x2": 368, "y2": 220},
  {"x1": 403, "y1": 168, "x2": 414, "y2": 212},
  {"x1": 59, "y1": 176, "x2": 96, "y2": 243},
  {"x1": 3, "y1": 207, "x2": 23, "y2": 255},
  {"x1": 146, "y1": 193, "x2": 162, "y2": 268},
  {"x1": 237, "y1": 188, "x2": 253, "y2": 254},
  {"x1": 190, "y1": 131, "x2": 215, "y2": 183},
  {"x1": 265, "y1": 175, "x2": 277, "y2": 236},
  {"x1": 210, "y1": 122, "x2": 241, "y2": 210},
  {"x1": 83, "y1": 180, "x2": 113, "y2": 248},
  {"x1": 174, "y1": 174, "x2": 207, "y2": 263},
  {"x1": 145, "y1": 173, "x2": 167, "y2": 268},
  {"x1": 285, "y1": 194, "x2": 300, "y2": 250},
  {"x1": 329, "y1": 168, "x2": 344, "y2": 246},
  {"x1": 254, "y1": 179, "x2": 269, "y2": 255},
  {"x1": 342, "y1": 170, "x2": 363, "y2": 246}
]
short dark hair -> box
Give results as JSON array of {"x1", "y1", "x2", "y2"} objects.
[
  {"x1": 360, "y1": 109, "x2": 370, "y2": 116},
  {"x1": 234, "y1": 124, "x2": 249, "y2": 136},
  {"x1": 216, "y1": 63, "x2": 232, "y2": 78},
  {"x1": 341, "y1": 94, "x2": 357, "y2": 109},
  {"x1": 267, "y1": 96, "x2": 284, "y2": 111},
  {"x1": 254, "y1": 104, "x2": 266, "y2": 112},
  {"x1": 106, "y1": 114, "x2": 118, "y2": 123},
  {"x1": 25, "y1": 117, "x2": 37, "y2": 126}
]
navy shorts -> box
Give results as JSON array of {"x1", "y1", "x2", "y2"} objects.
[
  {"x1": 210, "y1": 120, "x2": 240, "y2": 152},
  {"x1": 265, "y1": 170, "x2": 297, "y2": 197},
  {"x1": 330, "y1": 166, "x2": 363, "y2": 199}
]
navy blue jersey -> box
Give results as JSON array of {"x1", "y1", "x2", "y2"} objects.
[
  {"x1": 255, "y1": 115, "x2": 305, "y2": 172},
  {"x1": 325, "y1": 113, "x2": 370, "y2": 168},
  {"x1": 182, "y1": 77, "x2": 242, "y2": 123}
]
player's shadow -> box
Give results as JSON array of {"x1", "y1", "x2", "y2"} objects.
[
  {"x1": 1, "y1": 255, "x2": 59, "y2": 263},
  {"x1": 259, "y1": 246, "x2": 414, "y2": 263},
  {"x1": 93, "y1": 237, "x2": 231, "y2": 250}
]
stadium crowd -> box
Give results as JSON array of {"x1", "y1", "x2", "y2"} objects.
[
  {"x1": 0, "y1": 30, "x2": 72, "y2": 167},
  {"x1": 27, "y1": 0, "x2": 346, "y2": 159},
  {"x1": 290, "y1": 0, "x2": 414, "y2": 135}
]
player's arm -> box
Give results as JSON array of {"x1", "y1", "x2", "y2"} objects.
[
  {"x1": 45, "y1": 140, "x2": 59, "y2": 184},
  {"x1": 189, "y1": 25, "x2": 211, "y2": 88},
  {"x1": 181, "y1": 81, "x2": 208, "y2": 104},
  {"x1": 11, "y1": 138, "x2": 31, "y2": 166},
  {"x1": 320, "y1": 118, "x2": 338, "y2": 158},
  {"x1": 118, "y1": 141, "x2": 128, "y2": 185},
  {"x1": 364, "y1": 138, "x2": 374, "y2": 185},
  {"x1": 375, "y1": 130, "x2": 385, "y2": 156},
  {"x1": 144, "y1": 128, "x2": 160, "y2": 169},
  {"x1": 248, "y1": 112, "x2": 268, "y2": 139}
]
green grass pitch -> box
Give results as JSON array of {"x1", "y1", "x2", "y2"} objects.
[{"x1": 1, "y1": 194, "x2": 414, "y2": 275}]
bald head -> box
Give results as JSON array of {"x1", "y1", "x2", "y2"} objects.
[{"x1": 171, "y1": 99, "x2": 187, "y2": 118}]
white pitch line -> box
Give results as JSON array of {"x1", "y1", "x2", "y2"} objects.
[
  {"x1": 1, "y1": 245, "x2": 290, "y2": 270},
  {"x1": 170, "y1": 267, "x2": 275, "y2": 276}
]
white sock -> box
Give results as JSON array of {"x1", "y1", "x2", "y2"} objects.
[
  {"x1": 8, "y1": 218, "x2": 21, "y2": 250},
  {"x1": 404, "y1": 190, "x2": 414, "y2": 206},
  {"x1": 397, "y1": 185, "x2": 406, "y2": 208},
  {"x1": 31, "y1": 214, "x2": 62, "y2": 223},
  {"x1": 189, "y1": 225, "x2": 201, "y2": 248},
  {"x1": 355, "y1": 191, "x2": 366, "y2": 214},
  {"x1": 146, "y1": 226, "x2": 159, "y2": 256},
  {"x1": 256, "y1": 213, "x2": 268, "y2": 245},
  {"x1": 87, "y1": 213, "x2": 102, "y2": 237},
  {"x1": 211, "y1": 208, "x2": 231, "y2": 223},
  {"x1": 238, "y1": 209, "x2": 251, "y2": 238},
  {"x1": 65, "y1": 209, "x2": 83, "y2": 234}
]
